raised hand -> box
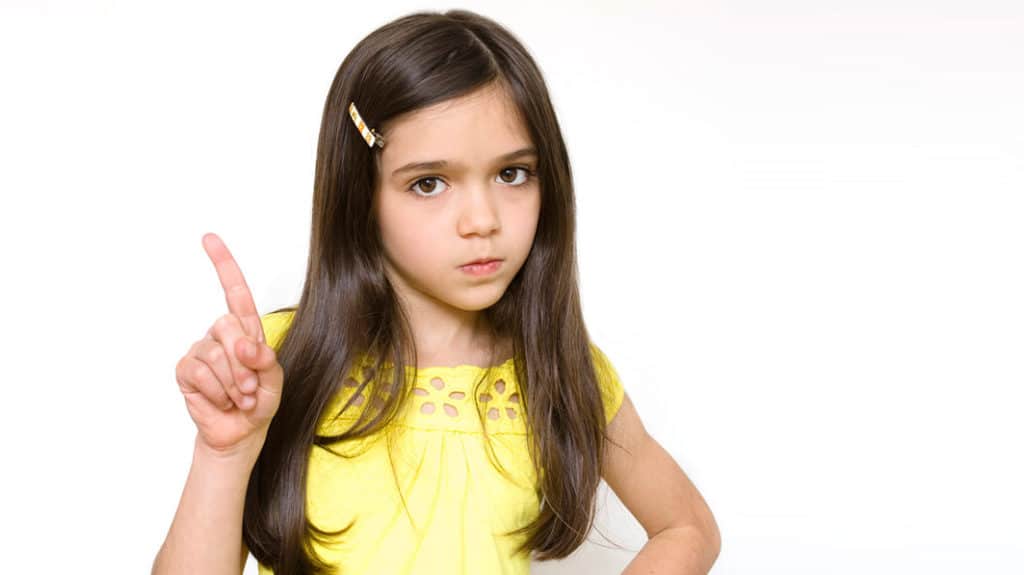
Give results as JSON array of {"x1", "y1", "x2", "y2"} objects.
[{"x1": 174, "y1": 233, "x2": 285, "y2": 456}]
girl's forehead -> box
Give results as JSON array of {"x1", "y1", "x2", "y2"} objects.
[{"x1": 378, "y1": 86, "x2": 532, "y2": 169}]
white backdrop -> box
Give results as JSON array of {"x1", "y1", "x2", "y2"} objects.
[{"x1": 0, "y1": 1, "x2": 1021, "y2": 573}]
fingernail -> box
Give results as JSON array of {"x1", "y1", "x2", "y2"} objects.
[
  {"x1": 242, "y1": 376, "x2": 257, "y2": 393},
  {"x1": 241, "y1": 395, "x2": 256, "y2": 410}
]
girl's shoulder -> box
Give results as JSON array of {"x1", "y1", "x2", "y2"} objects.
[
  {"x1": 260, "y1": 308, "x2": 297, "y2": 351},
  {"x1": 588, "y1": 341, "x2": 626, "y2": 425}
]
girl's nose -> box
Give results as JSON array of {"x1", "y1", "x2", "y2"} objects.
[{"x1": 457, "y1": 184, "x2": 501, "y2": 237}]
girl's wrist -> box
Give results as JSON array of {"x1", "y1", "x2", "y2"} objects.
[{"x1": 193, "y1": 432, "x2": 267, "y2": 469}]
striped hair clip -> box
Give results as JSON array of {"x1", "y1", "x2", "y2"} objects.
[{"x1": 348, "y1": 102, "x2": 385, "y2": 149}]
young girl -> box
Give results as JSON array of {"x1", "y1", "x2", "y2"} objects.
[{"x1": 154, "y1": 9, "x2": 719, "y2": 575}]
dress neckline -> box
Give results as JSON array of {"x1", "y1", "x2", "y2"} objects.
[
  {"x1": 407, "y1": 355, "x2": 515, "y2": 372},
  {"x1": 357, "y1": 354, "x2": 515, "y2": 378}
]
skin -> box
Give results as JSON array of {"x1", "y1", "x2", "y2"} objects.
[{"x1": 372, "y1": 82, "x2": 541, "y2": 368}]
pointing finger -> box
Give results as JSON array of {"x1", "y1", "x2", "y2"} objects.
[{"x1": 202, "y1": 233, "x2": 266, "y2": 343}]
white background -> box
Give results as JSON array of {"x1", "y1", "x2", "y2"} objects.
[{"x1": 1, "y1": 1, "x2": 1021, "y2": 573}]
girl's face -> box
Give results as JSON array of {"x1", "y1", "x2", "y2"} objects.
[{"x1": 373, "y1": 83, "x2": 541, "y2": 315}]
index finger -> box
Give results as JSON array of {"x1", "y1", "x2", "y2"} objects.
[{"x1": 201, "y1": 232, "x2": 265, "y2": 343}]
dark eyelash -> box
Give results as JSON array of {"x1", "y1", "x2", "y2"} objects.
[{"x1": 407, "y1": 166, "x2": 537, "y2": 198}]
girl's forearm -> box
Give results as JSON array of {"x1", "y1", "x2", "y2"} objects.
[
  {"x1": 621, "y1": 525, "x2": 721, "y2": 575},
  {"x1": 151, "y1": 435, "x2": 264, "y2": 575}
]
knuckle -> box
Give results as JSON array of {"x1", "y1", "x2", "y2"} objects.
[
  {"x1": 206, "y1": 343, "x2": 225, "y2": 364},
  {"x1": 213, "y1": 314, "x2": 237, "y2": 334},
  {"x1": 189, "y1": 361, "x2": 208, "y2": 383},
  {"x1": 175, "y1": 360, "x2": 188, "y2": 386},
  {"x1": 177, "y1": 359, "x2": 195, "y2": 384},
  {"x1": 187, "y1": 339, "x2": 206, "y2": 360}
]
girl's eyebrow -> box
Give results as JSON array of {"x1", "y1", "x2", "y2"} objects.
[{"x1": 391, "y1": 147, "x2": 538, "y2": 178}]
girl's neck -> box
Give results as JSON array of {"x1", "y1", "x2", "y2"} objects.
[
  {"x1": 384, "y1": 267, "x2": 510, "y2": 368},
  {"x1": 410, "y1": 319, "x2": 512, "y2": 369}
]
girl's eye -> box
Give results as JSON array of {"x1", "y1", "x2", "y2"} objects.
[
  {"x1": 497, "y1": 166, "x2": 534, "y2": 186},
  {"x1": 409, "y1": 176, "x2": 448, "y2": 198},
  {"x1": 407, "y1": 166, "x2": 537, "y2": 198}
]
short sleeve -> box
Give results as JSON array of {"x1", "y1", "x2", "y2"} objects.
[
  {"x1": 259, "y1": 310, "x2": 295, "y2": 352},
  {"x1": 589, "y1": 342, "x2": 625, "y2": 425}
]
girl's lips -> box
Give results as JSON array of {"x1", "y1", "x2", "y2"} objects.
[{"x1": 460, "y1": 259, "x2": 502, "y2": 276}]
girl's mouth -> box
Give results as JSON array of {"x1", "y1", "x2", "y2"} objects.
[{"x1": 460, "y1": 260, "x2": 502, "y2": 275}]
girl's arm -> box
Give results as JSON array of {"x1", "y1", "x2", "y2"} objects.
[
  {"x1": 602, "y1": 393, "x2": 721, "y2": 574},
  {"x1": 155, "y1": 233, "x2": 286, "y2": 573},
  {"x1": 151, "y1": 433, "x2": 265, "y2": 575}
]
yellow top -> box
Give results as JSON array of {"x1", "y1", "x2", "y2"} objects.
[{"x1": 256, "y1": 310, "x2": 625, "y2": 575}]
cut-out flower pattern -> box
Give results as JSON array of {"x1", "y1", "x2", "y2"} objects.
[{"x1": 411, "y1": 376, "x2": 521, "y2": 422}]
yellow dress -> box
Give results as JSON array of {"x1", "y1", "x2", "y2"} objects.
[{"x1": 256, "y1": 310, "x2": 625, "y2": 575}]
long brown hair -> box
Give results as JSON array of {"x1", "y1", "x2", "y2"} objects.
[{"x1": 243, "y1": 9, "x2": 621, "y2": 573}]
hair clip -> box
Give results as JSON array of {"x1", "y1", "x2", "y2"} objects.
[{"x1": 348, "y1": 102, "x2": 385, "y2": 149}]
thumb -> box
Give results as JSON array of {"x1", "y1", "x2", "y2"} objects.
[{"x1": 238, "y1": 337, "x2": 281, "y2": 377}]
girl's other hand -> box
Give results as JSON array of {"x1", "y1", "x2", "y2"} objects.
[{"x1": 174, "y1": 233, "x2": 285, "y2": 458}]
